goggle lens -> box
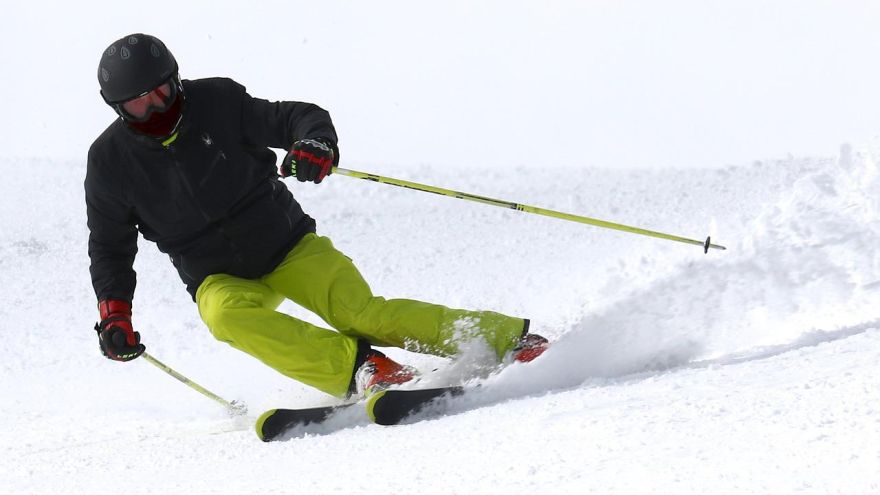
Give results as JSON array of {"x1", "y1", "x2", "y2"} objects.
[{"x1": 118, "y1": 81, "x2": 176, "y2": 122}]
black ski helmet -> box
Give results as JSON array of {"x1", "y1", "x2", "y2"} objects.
[{"x1": 98, "y1": 33, "x2": 178, "y2": 104}]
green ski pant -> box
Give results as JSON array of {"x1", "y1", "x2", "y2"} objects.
[{"x1": 196, "y1": 233, "x2": 526, "y2": 397}]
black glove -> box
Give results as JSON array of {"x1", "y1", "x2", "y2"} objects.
[
  {"x1": 280, "y1": 138, "x2": 336, "y2": 183},
  {"x1": 95, "y1": 299, "x2": 145, "y2": 362}
]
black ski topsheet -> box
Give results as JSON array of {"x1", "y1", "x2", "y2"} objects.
[
  {"x1": 367, "y1": 386, "x2": 465, "y2": 426},
  {"x1": 256, "y1": 402, "x2": 358, "y2": 442},
  {"x1": 257, "y1": 386, "x2": 466, "y2": 440}
]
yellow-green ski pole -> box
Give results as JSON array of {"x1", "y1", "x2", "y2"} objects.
[
  {"x1": 142, "y1": 352, "x2": 247, "y2": 416},
  {"x1": 332, "y1": 167, "x2": 726, "y2": 252}
]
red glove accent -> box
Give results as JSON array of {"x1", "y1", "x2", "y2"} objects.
[
  {"x1": 292, "y1": 148, "x2": 332, "y2": 180},
  {"x1": 280, "y1": 138, "x2": 336, "y2": 183},
  {"x1": 96, "y1": 299, "x2": 145, "y2": 361},
  {"x1": 98, "y1": 299, "x2": 137, "y2": 346}
]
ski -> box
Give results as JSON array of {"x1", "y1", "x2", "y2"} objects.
[
  {"x1": 255, "y1": 402, "x2": 359, "y2": 442},
  {"x1": 256, "y1": 337, "x2": 547, "y2": 440},
  {"x1": 255, "y1": 386, "x2": 465, "y2": 441},
  {"x1": 366, "y1": 386, "x2": 465, "y2": 426}
]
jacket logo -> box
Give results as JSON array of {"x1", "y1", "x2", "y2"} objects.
[{"x1": 201, "y1": 133, "x2": 213, "y2": 147}]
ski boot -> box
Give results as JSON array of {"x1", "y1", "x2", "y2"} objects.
[
  {"x1": 512, "y1": 333, "x2": 549, "y2": 363},
  {"x1": 355, "y1": 351, "x2": 418, "y2": 396}
]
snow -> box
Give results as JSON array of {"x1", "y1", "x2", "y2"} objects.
[{"x1": 3, "y1": 1, "x2": 880, "y2": 494}]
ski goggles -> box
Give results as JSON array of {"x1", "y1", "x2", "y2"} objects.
[{"x1": 117, "y1": 79, "x2": 178, "y2": 123}]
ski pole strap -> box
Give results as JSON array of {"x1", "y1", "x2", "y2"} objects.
[
  {"x1": 332, "y1": 167, "x2": 726, "y2": 252},
  {"x1": 142, "y1": 352, "x2": 247, "y2": 415}
]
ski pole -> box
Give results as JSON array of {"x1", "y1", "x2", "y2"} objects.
[
  {"x1": 142, "y1": 352, "x2": 247, "y2": 416},
  {"x1": 331, "y1": 167, "x2": 726, "y2": 253}
]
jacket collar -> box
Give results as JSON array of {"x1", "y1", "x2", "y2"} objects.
[{"x1": 119, "y1": 117, "x2": 187, "y2": 149}]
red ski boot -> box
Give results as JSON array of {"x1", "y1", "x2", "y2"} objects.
[
  {"x1": 355, "y1": 352, "x2": 418, "y2": 395},
  {"x1": 512, "y1": 333, "x2": 549, "y2": 363}
]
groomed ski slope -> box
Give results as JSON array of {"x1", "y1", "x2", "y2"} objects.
[{"x1": 1, "y1": 140, "x2": 878, "y2": 493}]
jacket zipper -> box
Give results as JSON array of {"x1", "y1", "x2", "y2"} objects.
[{"x1": 271, "y1": 179, "x2": 295, "y2": 231}]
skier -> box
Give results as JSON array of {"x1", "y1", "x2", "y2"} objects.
[{"x1": 87, "y1": 33, "x2": 548, "y2": 399}]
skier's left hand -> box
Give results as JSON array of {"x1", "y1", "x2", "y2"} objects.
[{"x1": 281, "y1": 138, "x2": 336, "y2": 184}]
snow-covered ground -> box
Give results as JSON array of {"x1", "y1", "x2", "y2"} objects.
[
  {"x1": 2, "y1": 144, "x2": 879, "y2": 493},
  {"x1": 3, "y1": 1, "x2": 880, "y2": 494}
]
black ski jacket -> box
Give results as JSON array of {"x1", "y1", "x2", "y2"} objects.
[{"x1": 86, "y1": 77, "x2": 337, "y2": 301}]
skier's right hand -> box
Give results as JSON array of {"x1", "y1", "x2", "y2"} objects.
[{"x1": 94, "y1": 299, "x2": 145, "y2": 362}]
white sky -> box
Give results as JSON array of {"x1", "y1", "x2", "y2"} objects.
[{"x1": 2, "y1": 0, "x2": 879, "y2": 168}]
